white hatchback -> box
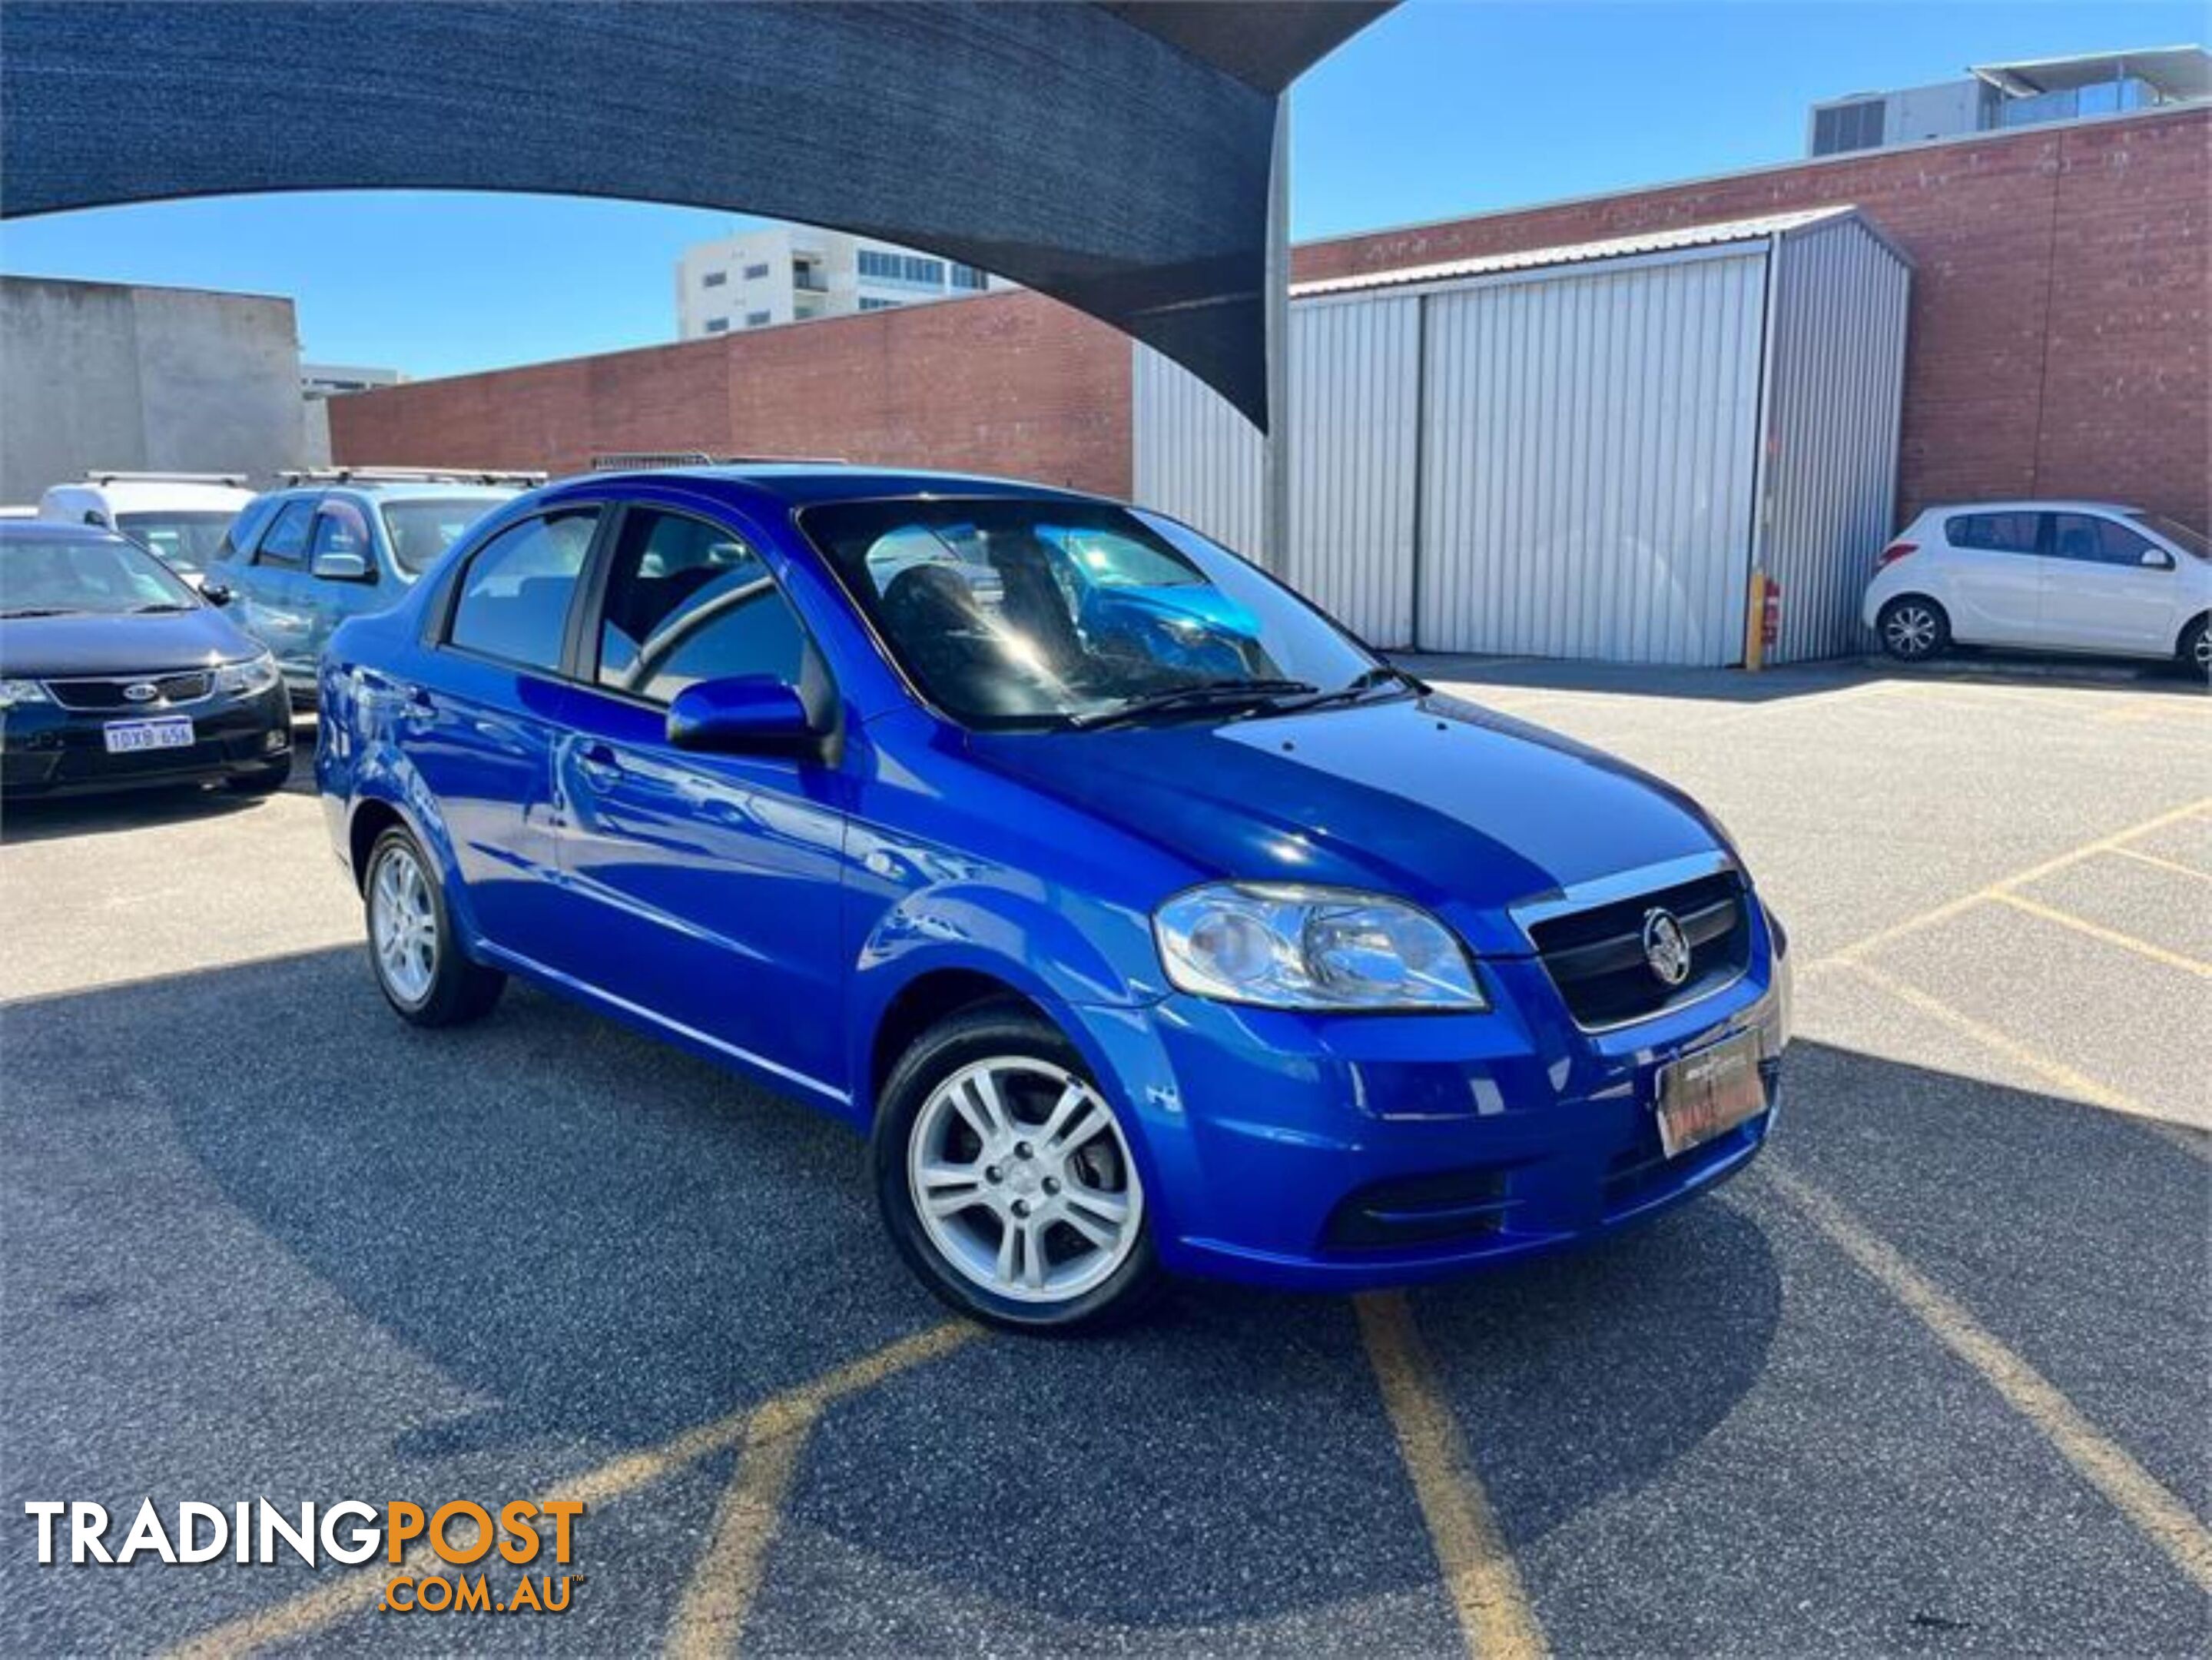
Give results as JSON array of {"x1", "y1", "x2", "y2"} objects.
[{"x1": 1863, "y1": 501, "x2": 2210, "y2": 676}]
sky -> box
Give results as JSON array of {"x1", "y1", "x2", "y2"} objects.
[{"x1": 1, "y1": 0, "x2": 2199, "y2": 380}]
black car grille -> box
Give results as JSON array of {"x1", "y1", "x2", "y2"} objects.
[
  {"x1": 1527, "y1": 869, "x2": 1751, "y2": 1030},
  {"x1": 42, "y1": 671, "x2": 214, "y2": 710}
]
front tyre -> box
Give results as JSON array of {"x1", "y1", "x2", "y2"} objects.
[
  {"x1": 874, "y1": 1006, "x2": 1162, "y2": 1333},
  {"x1": 2179, "y1": 616, "x2": 2210, "y2": 683},
  {"x1": 1877, "y1": 596, "x2": 1949, "y2": 662},
  {"x1": 363, "y1": 825, "x2": 505, "y2": 1027}
]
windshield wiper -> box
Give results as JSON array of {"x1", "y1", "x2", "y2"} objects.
[
  {"x1": 0, "y1": 606, "x2": 72, "y2": 619},
  {"x1": 1268, "y1": 663, "x2": 1427, "y2": 715},
  {"x1": 1073, "y1": 676, "x2": 1319, "y2": 730},
  {"x1": 126, "y1": 602, "x2": 195, "y2": 614}
]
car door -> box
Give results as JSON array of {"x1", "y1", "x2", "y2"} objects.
[
  {"x1": 2042, "y1": 512, "x2": 2179, "y2": 655},
  {"x1": 304, "y1": 496, "x2": 389, "y2": 663},
  {"x1": 234, "y1": 495, "x2": 323, "y2": 681},
  {"x1": 547, "y1": 499, "x2": 851, "y2": 1096},
  {"x1": 1937, "y1": 510, "x2": 2045, "y2": 644},
  {"x1": 406, "y1": 503, "x2": 604, "y2": 967}
]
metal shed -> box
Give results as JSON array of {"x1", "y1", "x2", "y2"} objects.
[{"x1": 1133, "y1": 207, "x2": 1912, "y2": 665}]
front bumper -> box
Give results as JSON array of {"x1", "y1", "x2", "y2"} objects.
[
  {"x1": 1081, "y1": 940, "x2": 1787, "y2": 1292},
  {"x1": 0, "y1": 685, "x2": 293, "y2": 795}
]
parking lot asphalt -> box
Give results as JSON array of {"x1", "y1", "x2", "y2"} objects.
[{"x1": 2, "y1": 661, "x2": 2206, "y2": 1657}]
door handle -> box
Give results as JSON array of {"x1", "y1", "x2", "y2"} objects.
[{"x1": 575, "y1": 742, "x2": 622, "y2": 787}]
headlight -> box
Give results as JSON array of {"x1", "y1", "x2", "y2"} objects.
[
  {"x1": 1153, "y1": 884, "x2": 1487, "y2": 1011},
  {"x1": 0, "y1": 678, "x2": 51, "y2": 709},
  {"x1": 214, "y1": 652, "x2": 280, "y2": 696}
]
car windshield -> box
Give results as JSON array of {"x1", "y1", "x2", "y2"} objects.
[
  {"x1": 2, "y1": 533, "x2": 201, "y2": 616},
  {"x1": 804, "y1": 498, "x2": 1381, "y2": 728},
  {"x1": 380, "y1": 497, "x2": 505, "y2": 576},
  {"x1": 115, "y1": 510, "x2": 235, "y2": 576},
  {"x1": 2132, "y1": 513, "x2": 2210, "y2": 559}
]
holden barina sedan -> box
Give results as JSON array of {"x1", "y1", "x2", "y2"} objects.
[
  {"x1": 318, "y1": 468, "x2": 1789, "y2": 1331},
  {"x1": 1, "y1": 520, "x2": 291, "y2": 797}
]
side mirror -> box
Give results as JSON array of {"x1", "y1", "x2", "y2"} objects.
[
  {"x1": 201, "y1": 583, "x2": 234, "y2": 607},
  {"x1": 667, "y1": 674, "x2": 834, "y2": 759},
  {"x1": 311, "y1": 550, "x2": 373, "y2": 583},
  {"x1": 2140, "y1": 548, "x2": 2176, "y2": 571}
]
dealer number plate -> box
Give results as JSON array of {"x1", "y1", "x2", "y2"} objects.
[
  {"x1": 102, "y1": 716, "x2": 195, "y2": 755},
  {"x1": 1654, "y1": 1029, "x2": 1766, "y2": 1159}
]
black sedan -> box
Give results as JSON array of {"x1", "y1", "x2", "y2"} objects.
[{"x1": 1, "y1": 521, "x2": 293, "y2": 797}]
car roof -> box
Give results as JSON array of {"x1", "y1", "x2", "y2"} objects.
[
  {"x1": 554, "y1": 464, "x2": 1107, "y2": 513},
  {"x1": 44, "y1": 480, "x2": 252, "y2": 507},
  {"x1": 1, "y1": 518, "x2": 134, "y2": 545},
  {"x1": 1919, "y1": 499, "x2": 2147, "y2": 516}
]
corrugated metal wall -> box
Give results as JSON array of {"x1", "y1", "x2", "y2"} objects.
[
  {"x1": 1133, "y1": 221, "x2": 1909, "y2": 668},
  {"x1": 1133, "y1": 298, "x2": 1420, "y2": 645},
  {"x1": 1419, "y1": 251, "x2": 1766, "y2": 664},
  {"x1": 1759, "y1": 219, "x2": 1913, "y2": 663}
]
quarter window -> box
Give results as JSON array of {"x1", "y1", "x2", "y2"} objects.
[
  {"x1": 446, "y1": 510, "x2": 599, "y2": 672},
  {"x1": 255, "y1": 498, "x2": 318, "y2": 568},
  {"x1": 1945, "y1": 512, "x2": 2042, "y2": 556},
  {"x1": 595, "y1": 509, "x2": 807, "y2": 703}
]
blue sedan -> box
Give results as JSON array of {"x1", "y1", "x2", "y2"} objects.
[{"x1": 317, "y1": 467, "x2": 1789, "y2": 1331}]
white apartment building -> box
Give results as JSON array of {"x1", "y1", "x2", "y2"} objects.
[{"x1": 675, "y1": 225, "x2": 1014, "y2": 340}]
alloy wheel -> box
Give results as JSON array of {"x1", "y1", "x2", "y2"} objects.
[
  {"x1": 1885, "y1": 605, "x2": 1938, "y2": 659},
  {"x1": 370, "y1": 844, "x2": 439, "y2": 1005},
  {"x1": 907, "y1": 1057, "x2": 1142, "y2": 1304}
]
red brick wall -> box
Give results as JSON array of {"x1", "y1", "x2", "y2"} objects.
[
  {"x1": 334, "y1": 108, "x2": 2206, "y2": 527},
  {"x1": 1293, "y1": 106, "x2": 2210, "y2": 525},
  {"x1": 330, "y1": 289, "x2": 1133, "y2": 495}
]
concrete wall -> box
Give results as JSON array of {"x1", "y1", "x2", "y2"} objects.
[{"x1": 0, "y1": 277, "x2": 304, "y2": 506}]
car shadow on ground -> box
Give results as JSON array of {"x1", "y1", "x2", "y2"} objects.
[
  {"x1": 1398, "y1": 649, "x2": 2203, "y2": 706},
  {"x1": 0, "y1": 719, "x2": 320, "y2": 844},
  {"x1": 3, "y1": 946, "x2": 2204, "y2": 1645}
]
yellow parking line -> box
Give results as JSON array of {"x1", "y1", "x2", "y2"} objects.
[
  {"x1": 1812, "y1": 797, "x2": 2212, "y2": 970},
  {"x1": 1766, "y1": 1165, "x2": 2212, "y2": 1594},
  {"x1": 2108, "y1": 845, "x2": 2212, "y2": 883},
  {"x1": 1988, "y1": 890, "x2": 2212, "y2": 980},
  {"x1": 1835, "y1": 959, "x2": 2207, "y2": 1157},
  {"x1": 163, "y1": 1322, "x2": 977, "y2": 1660},
  {"x1": 1358, "y1": 1293, "x2": 1547, "y2": 1660},
  {"x1": 665, "y1": 1403, "x2": 818, "y2": 1660}
]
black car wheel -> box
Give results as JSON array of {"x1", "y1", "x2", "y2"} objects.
[
  {"x1": 363, "y1": 825, "x2": 506, "y2": 1026},
  {"x1": 2180, "y1": 616, "x2": 2210, "y2": 683},
  {"x1": 874, "y1": 1004, "x2": 1162, "y2": 1333},
  {"x1": 1878, "y1": 596, "x2": 1949, "y2": 662}
]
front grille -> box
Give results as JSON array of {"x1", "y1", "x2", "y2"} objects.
[
  {"x1": 43, "y1": 671, "x2": 214, "y2": 711},
  {"x1": 1527, "y1": 869, "x2": 1751, "y2": 1029},
  {"x1": 1322, "y1": 1165, "x2": 1517, "y2": 1251}
]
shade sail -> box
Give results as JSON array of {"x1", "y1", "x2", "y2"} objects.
[{"x1": 0, "y1": 1, "x2": 1390, "y2": 430}]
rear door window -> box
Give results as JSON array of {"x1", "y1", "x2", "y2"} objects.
[
  {"x1": 445, "y1": 509, "x2": 600, "y2": 673},
  {"x1": 1945, "y1": 512, "x2": 2044, "y2": 555}
]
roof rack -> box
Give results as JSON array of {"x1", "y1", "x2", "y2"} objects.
[
  {"x1": 588, "y1": 451, "x2": 851, "y2": 470},
  {"x1": 84, "y1": 470, "x2": 250, "y2": 488},
  {"x1": 277, "y1": 466, "x2": 546, "y2": 486}
]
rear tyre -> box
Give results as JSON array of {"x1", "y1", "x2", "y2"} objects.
[
  {"x1": 874, "y1": 1005, "x2": 1162, "y2": 1333},
  {"x1": 363, "y1": 825, "x2": 505, "y2": 1027},
  {"x1": 2179, "y1": 616, "x2": 2210, "y2": 683},
  {"x1": 1877, "y1": 596, "x2": 1949, "y2": 662},
  {"x1": 224, "y1": 755, "x2": 293, "y2": 795}
]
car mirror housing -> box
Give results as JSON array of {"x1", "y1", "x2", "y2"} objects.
[
  {"x1": 201, "y1": 583, "x2": 233, "y2": 607},
  {"x1": 2140, "y1": 548, "x2": 2176, "y2": 571},
  {"x1": 666, "y1": 674, "x2": 833, "y2": 760},
  {"x1": 311, "y1": 550, "x2": 373, "y2": 582}
]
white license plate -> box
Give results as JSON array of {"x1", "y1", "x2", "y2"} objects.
[
  {"x1": 102, "y1": 716, "x2": 195, "y2": 755},
  {"x1": 1654, "y1": 1029, "x2": 1767, "y2": 1158}
]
